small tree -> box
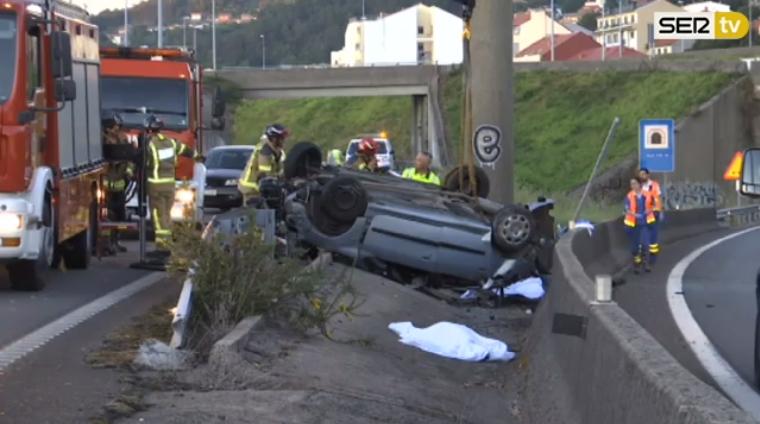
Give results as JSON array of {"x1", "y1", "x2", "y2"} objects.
[{"x1": 578, "y1": 11, "x2": 600, "y2": 31}]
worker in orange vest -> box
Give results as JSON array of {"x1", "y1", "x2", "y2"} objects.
[
  {"x1": 624, "y1": 177, "x2": 657, "y2": 274},
  {"x1": 639, "y1": 168, "x2": 663, "y2": 264}
]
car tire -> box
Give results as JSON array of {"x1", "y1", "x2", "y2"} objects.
[
  {"x1": 443, "y1": 166, "x2": 490, "y2": 198},
  {"x1": 492, "y1": 205, "x2": 535, "y2": 254},
  {"x1": 308, "y1": 196, "x2": 355, "y2": 237},
  {"x1": 320, "y1": 176, "x2": 368, "y2": 223},
  {"x1": 284, "y1": 142, "x2": 323, "y2": 179}
]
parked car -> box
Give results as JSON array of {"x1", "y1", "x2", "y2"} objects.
[
  {"x1": 345, "y1": 135, "x2": 396, "y2": 171},
  {"x1": 268, "y1": 142, "x2": 555, "y2": 289},
  {"x1": 203, "y1": 145, "x2": 255, "y2": 210}
]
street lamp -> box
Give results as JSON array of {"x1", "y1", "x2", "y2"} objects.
[
  {"x1": 182, "y1": 16, "x2": 189, "y2": 49},
  {"x1": 157, "y1": 0, "x2": 163, "y2": 47},
  {"x1": 212, "y1": 0, "x2": 217, "y2": 71},
  {"x1": 260, "y1": 34, "x2": 266, "y2": 69},
  {"x1": 193, "y1": 24, "x2": 202, "y2": 54},
  {"x1": 550, "y1": 0, "x2": 555, "y2": 62},
  {"x1": 123, "y1": 0, "x2": 129, "y2": 46}
]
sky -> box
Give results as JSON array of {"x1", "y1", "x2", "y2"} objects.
[{"x1": 71, "y1": 0, "x2": 149, "y2": 15}]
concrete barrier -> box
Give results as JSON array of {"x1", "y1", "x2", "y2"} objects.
[{"x1": 520, "y1": 211, "x2": 756, "y2": 424}]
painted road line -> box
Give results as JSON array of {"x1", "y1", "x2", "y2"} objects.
[
  {"x1": 0, "y1": 272, "x2": 165, "y2": 374},
  {"x1": 667, "y1": 227, "x2": 760, "y2": 420}
]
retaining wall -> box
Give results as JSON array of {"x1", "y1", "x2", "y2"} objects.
[{"x1": 520, "y1": 211, "x2": 756, "y2": 424}]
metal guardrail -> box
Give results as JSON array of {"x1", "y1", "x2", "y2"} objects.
[{"x1": 716, "y1": 205, "x2": 760, "y2": 226}]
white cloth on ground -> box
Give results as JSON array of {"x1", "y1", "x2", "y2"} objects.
[
  {"x1": 388, "y1": 321, "x2": 516, "y2": 362},
  {"x1": 460, "y1": 276, "x2": 545, "y2": 301}
]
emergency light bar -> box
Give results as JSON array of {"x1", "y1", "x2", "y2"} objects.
[{"x1": 100, "y1": 47, "x2": 196, "y2": 62}]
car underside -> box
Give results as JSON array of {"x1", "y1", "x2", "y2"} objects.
[{"x1": 257, "y1": 142, "x2": 557, "y2": 296}]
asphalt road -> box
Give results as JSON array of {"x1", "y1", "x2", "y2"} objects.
[
  {"x1": 0, "y1": 247, "x2": 179, "y2": 424},
  {"x1": 616, "y1": 226, "x2": 759, "y2": 397},
  {"x1": 681, "y1": 228, "x2": 760, "y2": 390}
]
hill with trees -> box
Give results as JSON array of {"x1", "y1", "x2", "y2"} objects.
[{"x1": 95, "y1": 0, "x2": 460, "y2": 67}]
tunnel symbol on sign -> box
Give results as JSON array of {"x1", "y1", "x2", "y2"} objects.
[
  {"x1": 644, "y1": 126, "x2": 669, "y2": 150},
  {"x1": 474, "y1": 125, "x2": 503, "y2": 164}
]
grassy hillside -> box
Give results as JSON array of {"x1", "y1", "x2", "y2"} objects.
[{"x1": 234, "y1": 70, "x2": 737, "y2": 194}]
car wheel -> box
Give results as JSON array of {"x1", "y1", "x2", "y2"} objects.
[
  {"x1": 492, "y1": 206, "x2": 535, "y2": 254},
  {"x1": 308, "y1": 197, "x2": 355, "y2": 237},
  {"x1": 284, "y1": 142, "x2": 323, "y2": 179},
  {"x1": 320, "y1": 176, "x2": 368, "y2": 223},
  {"x1": 443, "y1": 166, "x2": 490, "y2": 198}
]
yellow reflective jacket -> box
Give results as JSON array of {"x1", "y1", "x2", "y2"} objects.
[{"x1": 402, "y1": 168, "x2": 441, "y2": 186}]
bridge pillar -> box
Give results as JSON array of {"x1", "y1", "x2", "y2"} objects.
[
  {"x1": 427, "y1": 95, "x2": 442, "y2": 169},
  {"x1": 411, "y1": 95, "x2": 428, "y2": 158}
]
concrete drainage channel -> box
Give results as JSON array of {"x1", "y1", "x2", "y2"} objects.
[{"x1": 518, "y1": 208, "x2": 758, "y2": 424}]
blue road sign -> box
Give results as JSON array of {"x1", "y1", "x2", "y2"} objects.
[{"x1": 639, "y1": 119, "x2": 675, "y2": 173}]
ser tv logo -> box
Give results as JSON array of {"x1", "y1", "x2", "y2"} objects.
[{"x1": 654, "y1": 12, "x2": 749, "y2": 40}]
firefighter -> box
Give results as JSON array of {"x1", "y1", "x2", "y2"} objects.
[
  {"x1": 238, "y1": 124, "x2": 289, "y2": 205},
  {"x1": 353, "y1": 138, "x2": 380, "y2": 172},
  {"x1": 402, "y1": 151, "x2": 441, "y2": 186},
  {"x1": 326, "y1": 148, "x2": 344, "y2": 167},
  {"x1": 102, "y1": 112, "x2": 134, "y2": 254},
  {"x1": 624, "y1": 177, "x2": 656, "y2": 274},
  {"x1": 639, "y1": 167, "x2": 663, "y2": 265},
  {"x1": 144, "y1": 116, "x2": 197, "y2": 253}
]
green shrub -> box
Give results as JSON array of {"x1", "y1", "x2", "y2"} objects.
[{"x1": 168, "y1": 219, "x2": 362, "y2": 352}]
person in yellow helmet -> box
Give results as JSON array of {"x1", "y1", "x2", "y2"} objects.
[
  {"x1": 144, "y1": 115, "x2": 197, "y2": 252},
  {"x1": 238, "y1": 124, "x2": 289, "y2": 205},
  {"x1": 402, "y1": 151, "x2": 441, "y2": 186}
]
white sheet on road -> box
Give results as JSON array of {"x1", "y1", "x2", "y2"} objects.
[
  {"x1": 460, "y1": 276, "x2": 546, "y2": 301},
  {"x1": 388, "y1": 321, "x2": 516, "y2": 362}
]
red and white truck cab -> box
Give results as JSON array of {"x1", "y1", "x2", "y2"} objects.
[{"x1": 0, "y1": 1, "x2": 103, "y2": 290}]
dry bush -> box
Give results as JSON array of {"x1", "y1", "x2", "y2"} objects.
[{"x1": 167, "y1": 217, "x2": 362, "y2": 353}]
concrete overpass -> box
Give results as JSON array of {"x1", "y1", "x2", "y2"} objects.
[{"x1": 209, "y1": 65, "x2": 454, "y2": 167}]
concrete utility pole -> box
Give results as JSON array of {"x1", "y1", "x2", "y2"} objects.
[
  {"x1": 471, "y1": 0, "x2": 514, "y2": 204},
  {"x1": 157, "y1": 0, "x2": 163, "y2": 47},
  {"x1": 750, "y1": 0, "x2": 754, "y2": 48}
]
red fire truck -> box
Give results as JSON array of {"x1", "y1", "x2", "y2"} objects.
[
  {"x1": 100, "y1": 47, "x2": 220, "y2": 224},
  {"x1": 0, "y1": 1, "x2": 103, "y2": 290}
]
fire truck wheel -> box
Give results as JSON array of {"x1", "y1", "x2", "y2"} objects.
[
  {"x1": 8, "y1": 195, "x2": 55, "y2": 291},
  {"x1": 62, "y1": 227, "x2": 91, "y2": 270},
  {"x1": 7, "y1": 261, "x2": 45, "y2": 291}
]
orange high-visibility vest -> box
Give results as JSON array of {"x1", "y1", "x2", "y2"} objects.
[
  {"x1": 643, "y1": 180, "x2": 663, "y2": 212},
  {"x1": 624, "y1": 191, "x2": 656, "y2": 227}
]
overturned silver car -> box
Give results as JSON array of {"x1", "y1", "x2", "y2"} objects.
[{"x1": 264, "y1": 142, "x2": 556, "y2": 290}]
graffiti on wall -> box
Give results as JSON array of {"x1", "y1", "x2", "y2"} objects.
[{"x1": 663, "y1": 182, "x2": 725, "y2": 210}]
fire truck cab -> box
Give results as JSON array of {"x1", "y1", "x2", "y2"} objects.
[
  {"x1": 100, "y1": 47, "x2": 213, "y2": 224},
  {"x1": 0, "y1": 1, "x2": 103, "y2": 291}
]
